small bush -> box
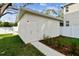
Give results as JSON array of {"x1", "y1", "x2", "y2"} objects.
[
  {"x1": 13, "y1": 23, "x2": 17, "y2": 26},
  {"x1": 52, "y1": 38, "x2": 64, "y2": 48},
  {"x1": 42, "y1": 35, "x2": 53, "y2": 46},
  {"x1": 0, "y1": 23, "x2": 3, "y2": 27},
  {"x1": 3, "y1": 22, "x2": 10, "y2": 27},
  {"x1": 0, "y1": 21, "x2": 17, "y2": 27},
  {"x1": 70, "y1": 42, "x2": 77, "y2": 55}
]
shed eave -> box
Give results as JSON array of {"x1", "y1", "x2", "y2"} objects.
[
  {"x1": 17, "y1": 8, "x2": 62, "y2": 22},
  {"x1": 63, "y1": 3, "x2": 75, "y2": 7}
]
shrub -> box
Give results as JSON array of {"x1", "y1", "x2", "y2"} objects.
[
  {"x1": 53, "y1": 39, "x2": 63, "y2": 48},
  {"x1": 43, "y1": 35, "x2": 53, "y2": 46},
  {"x1": 3, "y1": 22, "x2": 10, "y2": 27},
  {"x1": 0, "y1": 21, "x2": 3, "y2": 27},
  {"x1": 70, "y1": 42, "x2": 77, "y2": 55},
  {"x1": 0, "y1": 22, "x2": 17, "y2": 27},
  {"x1": 14, "y1": 23, "x2": 17, "y2": 26}
]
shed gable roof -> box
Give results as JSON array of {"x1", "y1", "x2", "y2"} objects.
[{"x1": 16, "y1": 8, "x2": 62, "y2": 22}]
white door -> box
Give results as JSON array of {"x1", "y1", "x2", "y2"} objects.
[{"x1": 25, "y1": 20, "x2": 43, "y2": 42}]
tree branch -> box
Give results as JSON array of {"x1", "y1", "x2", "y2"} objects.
[
  {"x1": 0, "y1": 12, "x2": 16, "y2": 18},
  {"x1": 10, "y1": 7, "x2": 18, "y2": 10}
]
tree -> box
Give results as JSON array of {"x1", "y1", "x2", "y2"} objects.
[
  {"x1": 0, "y1": 21, "x2": 2, "y2": 27},
  {"x1": 0, "y1": 3, "x2": 12, "y2": 18},
  {"x1": 0, "y1": 3, "x2": 33, "y2": 18},
  {"x1": 58, "y1": 7, "x2": 64, "y2": 19},
  {"x1": 42, "y1": 9, "x2": 57, "y2": 16}
]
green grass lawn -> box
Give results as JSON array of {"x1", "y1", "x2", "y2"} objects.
[
  {"x1": 40, "y1": 36, "x2": 79, "y2": 55},
  {"x1": 0, "y1": 34, "x2": 44, "y2": 56}
]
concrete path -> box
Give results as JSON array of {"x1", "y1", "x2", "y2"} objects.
[{"x1": 31, "y1": 41, "x2": 65, "y2": 56}]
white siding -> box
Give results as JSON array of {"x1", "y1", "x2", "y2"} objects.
[
  {"x1": 64, "y1": 11, "x2": 79, "y2": 26},
  {"x1": 64, "y1": 4, "x2": 79, "y2": 15},
  {"x1": 60, "y1": 26, "x2": 79, "y2": 38},
  {"x1": 18, "y1": 13, "x2": 60, "y2": 43},
  {"x1": 62, "y1": 4, "x2": 79, "y2": 38}
]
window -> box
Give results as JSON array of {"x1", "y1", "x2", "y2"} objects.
[
  {"x1": 66, "y1": 21, "x2": 69, "y2": 26},
  {"x1": 66, "y1": 6, "x2": 69, "y2": 12},
  {"x1": 60, "y1": 21, "x2": 64, "y2": 27}
]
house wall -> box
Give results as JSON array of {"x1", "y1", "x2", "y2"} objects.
[
  {"x1": 60, "y1": 26, "x2": 79, "y2": 38},
  {"x1": 61, "y1": 3, "x2": 79, "y2": 38},
  {"x1": 62, "y1": 4, "x2": 79, "y2": 26},
  {"x1": 64, "y1": 11, "x2": 79, "y2": 26},
  {"x1": 18, "y1": 13, "x2": 60, "y2": 43},
  {"x1": 64, "y1": 4, "x2": 79, "y2": 15}
]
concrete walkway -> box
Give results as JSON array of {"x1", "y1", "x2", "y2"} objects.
[{"x1": 31, "y1": 41, "x2": 65, "y2": 56}]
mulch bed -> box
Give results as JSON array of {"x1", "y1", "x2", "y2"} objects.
[{"x1": 40, "y1": 36, "x2": 79, "y2": 56}]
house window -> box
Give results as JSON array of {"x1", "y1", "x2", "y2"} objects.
[
  {"x1": 66, "y1": 21, "x2": 69, "y2": 26},
  {"x1": 66, "y1": 6, "x2": 69, "y2": 12},
  {"x1": 60, "y1": 21, "x2": 64, "y2": 27}
]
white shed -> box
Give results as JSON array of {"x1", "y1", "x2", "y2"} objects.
[{"x1": 17, "y1": 8, "x2": 61, "y2": 43}]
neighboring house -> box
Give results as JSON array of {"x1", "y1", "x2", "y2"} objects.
[
  {"x1": 17, "y1": 8, "x2": 61, "y2": 43},
  {"x1": 63, "y1": 3, "x2": 79, "y2": 26},
  {"x1": 61, "y1": 3, "x2": 79, "y2": 38}
]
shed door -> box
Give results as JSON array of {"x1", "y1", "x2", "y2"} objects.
[{"x1": 26, "y1": 20, "x2": 43, "y2": 42}]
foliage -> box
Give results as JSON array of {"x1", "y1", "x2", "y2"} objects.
[
  {"x1": 3, "y1": 22, "x2": 10, "y2": 27},
  {"x1": 13, "y1": 23, "x2": 17, "y2": 26},
  {"x1": 70, "y1": 42, "x2": 77, "y2": 55},
  {"x1": 53, "y1": 38, "x2": 63, "y2": 48},
  {"x1": 42, "y1": 35, "x2": 53, "y2": 46},
  {"x1": 0, "y1": 21, "x2": 17, "y2": 27},
  {"x1": 0, "y1": 3, "x2": 33, "y2": 18},
  {"x1": 0, "y1": 21, "x2": 2, "y2": 26},
  {"x1": 42, "y1": 9, "x2": 57, "y2": 16},
  {"x1": 58, "y1": 8, "x2": 64, "y2": 19}
]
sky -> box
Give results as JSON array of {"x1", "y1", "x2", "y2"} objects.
[{"x1": 0, "y1": 3, "x2": 64, "y2": 22}]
